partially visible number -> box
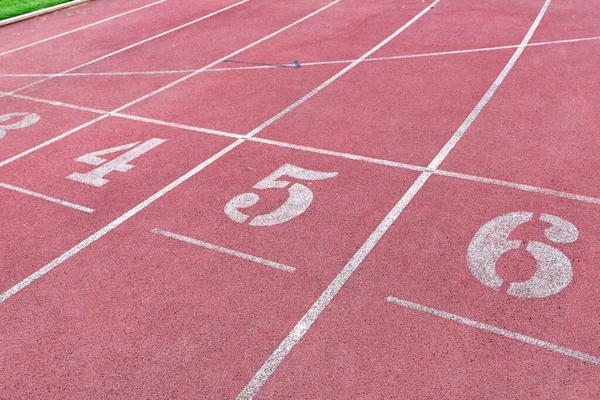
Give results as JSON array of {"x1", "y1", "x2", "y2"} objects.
[
  {"x1": 67, "y1": 138, "x2": 166, "y2": 187},
  {"x1": 0, "y1": 112, "x2": 40, "y2": 139},
  {"x1": 225, "y1": 163, "x2": 338, "y2": 226},
  {"x1": 467, "y1": 211, "x2": 578, "y2": 298}
]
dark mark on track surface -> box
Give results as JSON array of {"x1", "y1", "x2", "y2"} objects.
[{"x1": 222, "y1": 59, "x2": 301, "y2": 69}]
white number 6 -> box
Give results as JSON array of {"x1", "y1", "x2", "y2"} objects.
[
  {"x1": 224, "y1": 163, "x2": 338, "y2": 227},
  {"x1": 467, "y1": 212, "x2": 578, "y2": 298}
]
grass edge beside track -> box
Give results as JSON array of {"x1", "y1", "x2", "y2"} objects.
[{"x1": 0, "y1": 0, "x2": 76, "y2": 20}]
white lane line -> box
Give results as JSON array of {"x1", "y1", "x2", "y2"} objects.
[
  {"x1": 0, "y1": 182, "x2": 94, "y2": 213},
  {"x1": 433, "y1": 169, "x2": 600, "y2": 205},
  {"x1": 0, "y1": 90, "x2": 109, "y2": 114},
  {"x1": 6, "y1": 90, "x2": 600, "y2": 208},
  {"x1": 237, "y1": 1, "x2": 552, "y2": 398},
  {"x1": 0, "y1": 0, "x2": 167, "y2": 57},
  {"x1": 386, "y1": 296, "x2": 600, "y2": 365},
  {"x1": 152, "y1": 228, "x2": 295, "y2": 273},
  {"x1": 0, "y1": 90, "x2": 242, "y2": 140},
  {"x1": 250, "y1": 136, "x2": 425, "y2": 172},
  {"x1": 0, "y1": 0, "x2": 343, "y2": 303},
  {"x1": 0, "y1": 0, "x2": 341, "y2": 168},
  {"x1": 112, "y1": 113, "x2": 242, "y2": 139},
  {"x1": 2, "y1": 34, "x2": 598, "y2": 78},
  {"x1": 0, "y1": 0, "x2": 251, "y2": 100}
]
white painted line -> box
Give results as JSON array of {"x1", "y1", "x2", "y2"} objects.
[
  {"x1": 433, "y1": 169, "x2": 600, "y2": 205},
  {"x1": 0, "y1": 90, "x2": 108, "y2": 114},
  {"x1": 528, "y1": 35, "x2": 600, "y2": 47},
  {"x1": 2, "y1": 35, "x2": 598, "y2": 78},
  {"x1": 152, "y1": 228, "x2": 295, "y2": 272},
  {"x1": 0, "y1": 0, "x2": 251, "y2": 100},
  {"x1": 0, "y1": 90, "x2": 242, "y2": 140},
  {"x1": 111, "y1": 113, "x2": 242, "y2": 140},
  {"x1": 237, "y1": 1, "x2": 552, "y2": 398},
  {"x1": 6, "y1": 90, "x2": 600, "y2": 208},
  {"x1": 0, "y1": 0, "x2": 342, "y2": 302},
  {"x1": 251, "y1": 136, "x2": 425, "y2": 172},
  {"x1": 0, "y1": 0, "x2": 90, "y2": 28},
  {"x1": 386, "y1": 296, "x2": 600, "y2": 365},
  {"x1": 0, "y1": 182, "x2": 94, "y2": 213},
  {"x1": 0, "y1": 0, "x2": 166, "y2": 56},
  {"x1": 0, "y1": 70, "x2": 192, "y2": 78}
]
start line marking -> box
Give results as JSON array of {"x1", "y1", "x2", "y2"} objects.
[
  {"x1": 4, "y1": 90, "x2": 600, "y2": 209},
  {"x1": 152, "y1": 228, "x2": 296, "y2": 273},
  {"x1": 386, "y1": 297, "x2": 600, "y2": 365}
]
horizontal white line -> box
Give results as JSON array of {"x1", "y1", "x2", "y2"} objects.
[
  {"x1": 151, "y1": 228, "x2": 296, "y2": 272},
  {"x1": 386, "y1": 296, "x2": 600, "y2": 365},
  {"x1": 2, "y1": 35, "x2": 598, "y2": 78},
  {"x1": 433, "y1": 169, "x2": 600, "y2": 205},
  {"x1": 0, "y1": 182, "x2": 94, "y2": 213},
  {"x1": 0, "y1": 91, "x2": 243, "y2": 140},
  {"x1": 111, "y1": 112, "x2": 242, "y2": 139},
  {"x1": 250, "y1": 136, "x2": 425, "y2": 171}
]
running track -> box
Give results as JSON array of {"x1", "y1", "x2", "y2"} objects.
[{"x1": 1, "y1": 0, "x2": 599, "y2": 398}]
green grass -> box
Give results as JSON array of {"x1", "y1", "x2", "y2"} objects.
[{"x1": 0, "y1": 0, "x2": 75, "y2": 20}]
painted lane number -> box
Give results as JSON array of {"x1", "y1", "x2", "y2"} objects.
[
  {"x1": 225, "y1": 163, "x2": 338, "y2": 226},
  {"x1": 467, "y1": 212, "x2": 578, "y2": 298},
  {"x1": 67, "y1": 138, "x2": 166, "y2": 187},
  {"x1": 0, "y1": 112, "x2": 40, "y2": 139}
]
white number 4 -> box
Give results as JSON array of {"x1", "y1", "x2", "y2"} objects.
[
  {"x1": 225, "y1": 163, "x2": 338, "y2": 226},
  {"x1": 67, "y1": 138, "x2": 165, "y2": 187}
]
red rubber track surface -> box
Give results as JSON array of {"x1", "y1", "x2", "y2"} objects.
[{"x1": 1, "y1": 0, "x2": 599, "y2": 398}]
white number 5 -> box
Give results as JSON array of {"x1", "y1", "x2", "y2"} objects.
[{"x1": 225, "y1": 163, "x2": 338, "y2": 226}]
